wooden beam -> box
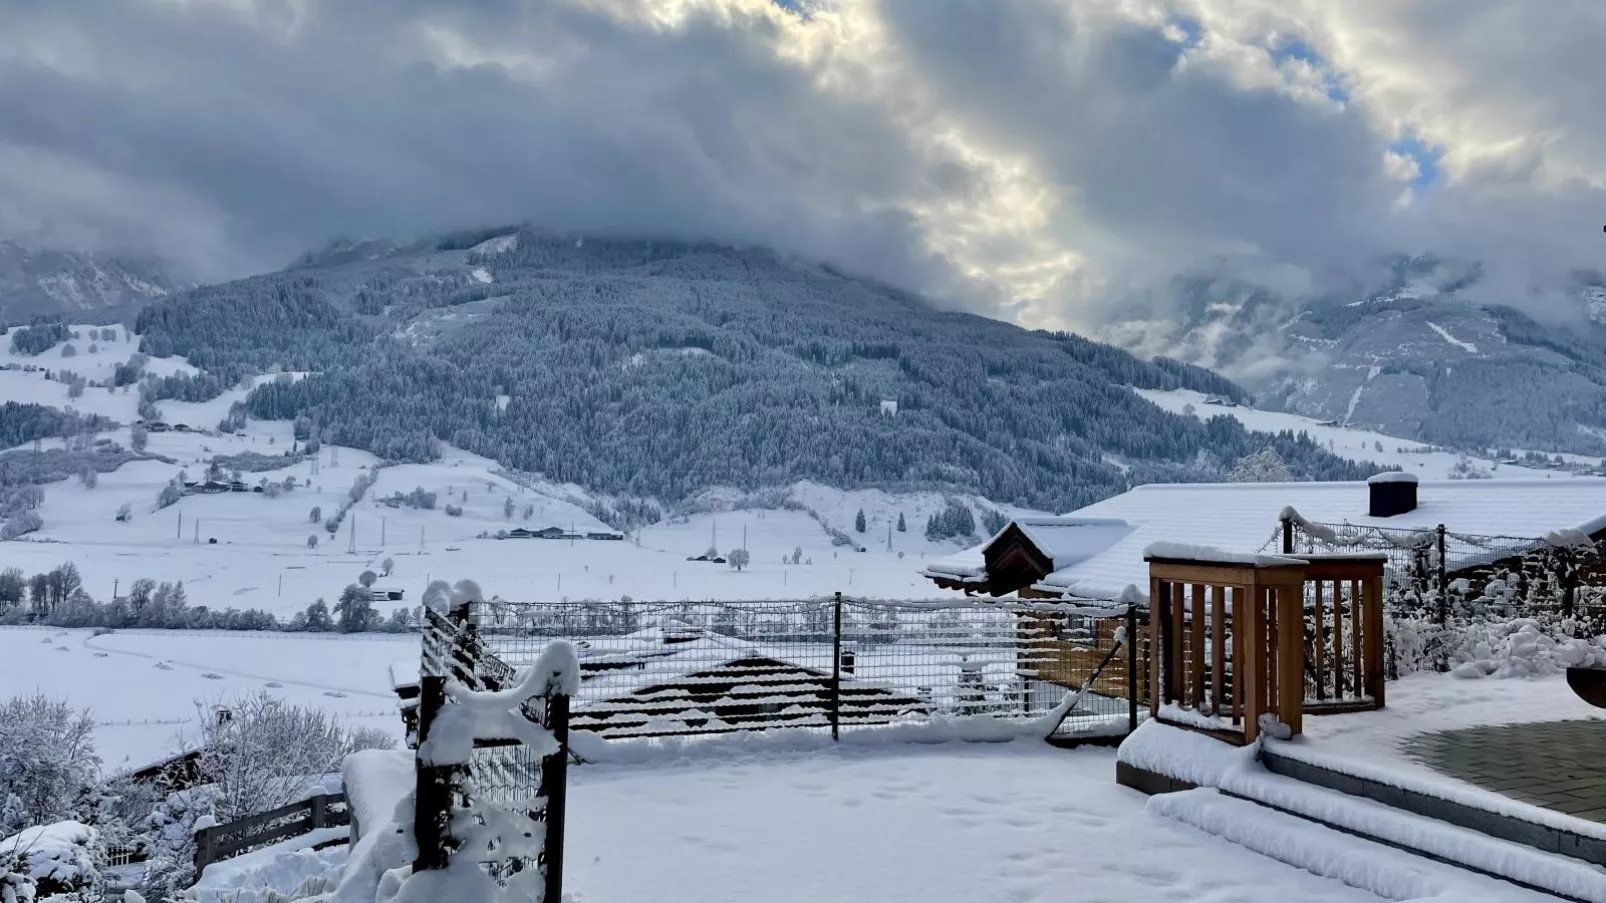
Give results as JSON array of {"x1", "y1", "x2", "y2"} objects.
[
  {"x1": 1210, "y1": 584, "x2": 1226, "y2": 717},
  {"x1": 1364, "y1": 575, "x2": 1386, "y2": 707},
  {"x1": 1312, "y1": 578, "x2": 1327, "y2": 701},
  {"x1": 1275, "y1": 583, "x2": 1305, "y2": 736}
]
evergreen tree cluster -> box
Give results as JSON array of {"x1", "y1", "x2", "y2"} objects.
[
  {"x1": 7, "y1": 321, "x2": 68, "y2": 355},
  {"x1": 130, "y1": 231, "x2": 1383, "y2": 511},
  {"x1": 0, "y1": 402, "x2": 109, "y2": 449},
  {"x1": 925, "y1": 499, "x2": 977, "y2": 541}
]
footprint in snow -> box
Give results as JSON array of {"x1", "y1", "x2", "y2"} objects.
[{"x1": 202, "y1": 673, "x2": 224, "y2": 680}]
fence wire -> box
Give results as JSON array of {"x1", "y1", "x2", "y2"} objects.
[{"x1": 463, "y1": 597, "x2": 1140, "y2": 742}]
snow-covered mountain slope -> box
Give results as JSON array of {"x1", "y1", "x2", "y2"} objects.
[
  {"x1": 0, "y1": 241, "x2": 181, "y2": 323},
  {"x1": 128, "y1": 227, "x2": 1380, "y2": 514},
  {"x1": 1134, "y1": 388, "x2": 1595, "y2": 480},
  {"x1": 1105, "y1": 256, "x2": 1606, "y2": 457}
]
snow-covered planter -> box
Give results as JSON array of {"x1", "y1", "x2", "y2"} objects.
[{"x1": 1385, "y1": 613, "x2": 1606, "y2": 679}]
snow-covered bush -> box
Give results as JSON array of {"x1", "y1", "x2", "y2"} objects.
[
  {"x1": 0, "y1": 822, "x2": 100, "y2": 900},
  {"x1": 1386, "y1": 613, "x2": 1606, "y2": 679},
  {"x1": 0, "y1": 696, "x2": 99, "y2": 837}
]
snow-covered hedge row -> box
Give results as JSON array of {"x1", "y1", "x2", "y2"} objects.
[{"x1": 1386, "y1": 614, "x2": 1606, "y2": 679}]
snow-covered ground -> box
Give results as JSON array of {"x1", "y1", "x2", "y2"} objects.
[
  {"x1": 0, "y1": 626, "x2": 413, "y2": 773},
  {"x1": 1135, "y1": 387, "x2": 1597, "y2": 479}
]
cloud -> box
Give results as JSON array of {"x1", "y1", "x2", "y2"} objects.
[{"x1": 0, "y1": 0, "x2": 1600, "y2": 327}]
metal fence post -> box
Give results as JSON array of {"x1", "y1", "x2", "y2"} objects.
[
  {"x1": 830, "y1": 592, "x2": 843, "y2": 741},
  {"x1": 412, "y1": 675, "x2": 451, "y2": 873},
  {"x1": 1281, "y1": 515, "x2": 1294, "y2": 555},
  {"x1": 541, "y1": 693, "x2": 570, "y2": 903},
  {"x1": 1126, "y1": 604, "x2": 1140, "y2": 734}
]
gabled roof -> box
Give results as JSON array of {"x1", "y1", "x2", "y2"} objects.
[{"x1": 925, "y1": 478, "x2": 1606, "y2": 604}]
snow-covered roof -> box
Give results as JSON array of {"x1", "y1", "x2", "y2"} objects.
[
  {"x1": 1019, "y1": 478, "x2": 1606, "y2": 602},
  {"x1": 1012, "y1": 517, "x2": 1135, "y2": 570},
  {"x1": 922, "y1": 545, "x2": 987, "y2": 582},
  {"x1": 1367, "y1": 472, "x2": 1419, "y2": 484}
]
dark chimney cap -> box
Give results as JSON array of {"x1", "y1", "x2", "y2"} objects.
[{"x1": 1368, "y1": 472, "x2": 1418, "y2": 517}]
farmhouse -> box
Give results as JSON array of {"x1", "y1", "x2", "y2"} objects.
[{"x1": 923, "y1": 475, "x2": 1606, "y2": 605}]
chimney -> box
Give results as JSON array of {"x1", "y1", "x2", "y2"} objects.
[
  {"x1": 1368, "y1": 472, "x2": 1419, "y2": 517},
  {"x1": 839, "y1": 649, "x2": 856, "y2": 676}
]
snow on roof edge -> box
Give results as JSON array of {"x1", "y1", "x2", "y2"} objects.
[
  {"x1": 1367, "y1": 472, "x2": 1419, "y2": 484},
  {"x1": 1143, "y1": 541, "x2": 1305, "y2": 567}
]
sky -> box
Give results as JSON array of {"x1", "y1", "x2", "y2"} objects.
[{"x1": 0, "y1": 0, "x2": 1601, "y2": 334}]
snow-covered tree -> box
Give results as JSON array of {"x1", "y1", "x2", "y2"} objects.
[
  {"x1": 303, "y1": 599, "x2": 333, "y2": 632},
  {"x1": 334, "y1": 585, "x2": 373, "y2": 633},
  {"x1": 129, "y1": 424, "x2": 148, "y2": 453},
  {"x1": 896, "y1": 512, "x2": 906, "y2": 532},
  {"x1": 381, "y1": 557, "x2": 395, "y2": 577},
  {"x1": 77, "y1": 468, "x2": 96, "y2": 489},
  {"x1": 503, "y1": 497, "x2": 515, "y2": 519},
  {"x1": 791, "y1": 546, "x2": 803, "y2": 565},
  {"x1": 1227, "y1": 447, "x2": 1294, "y2": 483},
  {"x1": 854, "y1": 508, "x2": 866, "y2": 533},
  {"x1": 308, "y1": 506, "x2": 321, "y2": 524},
  {"x1": 358, "y1": 570, "x2": 378, "y2": 589},
  {"x1": 728, "y1": 548, "x2": 751, "y2": 571},
  {"x1": 0, "y1": 694, "x2": 98, "y2": 836},
  {"x1": 115, "y1": 503, "x2": 132, "y2": 522},
  {"x1": 155, "y1": 479, "x2": 181, "y2": 510},
  {"x1": 306, "y1": 535, "x2": 318, "y2": 549}
]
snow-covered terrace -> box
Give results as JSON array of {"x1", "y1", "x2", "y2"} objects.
[{"x1": 926, "y1": 478, "x2": 1606, "y2": 603}]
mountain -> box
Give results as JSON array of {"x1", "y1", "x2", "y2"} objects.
[
  {"x1": 1114, "y1": 257, "x2": 1606, "y2": 458},
  {"x1": 0, "y1": 241, "x2": 181, "y2": 324},
  {"x1": 128, "y1": 228, "x2": 1381, "y2": 514}
]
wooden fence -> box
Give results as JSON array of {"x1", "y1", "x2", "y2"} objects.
[{"x1": 193, "y1": 792, "x2": 349, "y2": 873}]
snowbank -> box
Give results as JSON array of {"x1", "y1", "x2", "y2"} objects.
[
  {"x1": 0, "y1": 821, "x2": 97, "y2": 894},
  {"x1": 343, "y1": 750, "x2": 413, "y2": 843},
  {"x1": 186, "y1": 837, "x2": 346, "y2": 903}
]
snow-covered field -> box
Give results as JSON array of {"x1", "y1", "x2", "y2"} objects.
[
  {"x1": 1136, "y1": 387, "x2": 1592, "y2": 479},
  {"x1": 0, "y1": 626, "x2": 413, "y2": 772}
]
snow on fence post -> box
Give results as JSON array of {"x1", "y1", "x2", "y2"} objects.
[{"x1": 830, "y1": 592, "x2": 843, "y2": 742}]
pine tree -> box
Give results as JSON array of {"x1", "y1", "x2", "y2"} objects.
[
  {"x1": 854, "y1": 509, "x2": 866, "y2": 533},
  {"x1": 896, "y1": 512, "x2": 906, "y2": 532}
]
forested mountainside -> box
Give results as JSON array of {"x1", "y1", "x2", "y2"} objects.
[
  {"x1": 1128, "y1": 256, "x2": 1606, "y2": 455},
  {"x1": 132, "y1": 229, "x2": 1380, "y2": 512},
  {"x1": 0, "y1": 241, "x2": 179, "y2": 324}
]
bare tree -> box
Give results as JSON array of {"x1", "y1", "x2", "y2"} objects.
[
  {"x1": 728, "y1": 548, "x2": 751, "y2": 571},
  {"x1": 192, "y1": 693, "x2": 393, "y2": 823},
  {"x1": 380, "y1": 557, "x2": 394, "y2": 577}
]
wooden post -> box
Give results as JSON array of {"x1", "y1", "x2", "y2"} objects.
[
  {"x1": 1364, "y1": 574, "x2": 1386, "y2": 707},
  {"x1": 310, "y1": 793, "x2": 327, "y2": 830},
  {"x1": 1175, "y1": 578, "x2": 1188, "y2": 700},
  {"x1": 194, "y1": 826, "x2": 214, "y2": 872},
  {"x1": 1126, "y1": 604, "x2": 1140, "y2": 733},
  {"x1": 1149, "y1": 577, "x2": 1164, "y2": 710},
  {"x1": 1238, "y1": 579, "x2": 1261, "y2": 743},
  {"x1": 1209, "y1": 585, "x2": 1225, "y2": 716},
  {"x1": 1312, "y1": 579, "x2": 1327, "y2": 701},
  {"x1": 1349, "y1": 578, "x2": 1363, "y2": 700},
  {"x1": 1330, "y1": 579, "x2": 1343, "y2": 698},
  {"x1": 1189, "y1": 584, "x2": 1206, "y2": 709},
  {"x1": 1275, "y1": 582, "x2": 1304, "y2": 736}
]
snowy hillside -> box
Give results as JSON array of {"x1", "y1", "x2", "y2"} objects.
[
  {"x1": 1134, "y1": 388, "x2": 1594, "y2": 480},
  {"x1": 0, "y1": 242, "x2": 180, "y2": 322}
]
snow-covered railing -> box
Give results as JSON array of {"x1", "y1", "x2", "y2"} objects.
[
  {"x1": 1142, "y1": 545, "x2": 1386, "y2": 744},
  {"x1": 192, "y1": 792, "x2": 348, "y2": 873}
]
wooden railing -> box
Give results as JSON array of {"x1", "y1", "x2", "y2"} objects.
[
  {"x1": 1146, "y1": 552, "x2": 1385, "y2": 744},
  {"x1": 194, "y1": 792, "x2": 349, "y2": 873}
]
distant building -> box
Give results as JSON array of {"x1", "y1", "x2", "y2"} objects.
[
  {"x1": 586, "y1": 530, "x2": 625, "y2": 541},
  {"x1": 370, "y1": 587, "x2": 405, "y2": 602}
]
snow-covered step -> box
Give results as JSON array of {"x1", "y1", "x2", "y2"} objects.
[
  {"x1": 1150, "y1": 788, "x2": 1577, "y2": 903},
  {"x1": 1211, "y1": 766, "x2": 1606, "y2": 903}
]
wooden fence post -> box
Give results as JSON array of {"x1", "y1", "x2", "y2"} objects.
[
  {"x1": 1275, "y1": 582, "x2": 1304, "y2": 737},
  {"x1": 310, "y1": 793, "x2": 327, "y2": 830},
  {"x1": 1125, "y1": 604, "x2": 1139, "y2": 734},
  {"x1": 193, "y1": 826, "x2": 214, "y2": 873}
]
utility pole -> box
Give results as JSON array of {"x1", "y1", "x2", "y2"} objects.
[
  {"x1": 381, "y1": 517, "x2": 387, "y2": 546},
  {"x1": 348, "y1": 514, "x2": 357, "y2": 555},
  {"x1": 176, "y1": 511, "x2": 182, "y2": 539},
  {"x1": 420, "y1": 526, "x2": 425, "y2": 552},
  {"x1": 112, "y1": 578, "x2": 119, "y2": 600},
  {"x1": 193, "y1": 520, "x2": 199, "y2": 544},
  {"x1": 278, "y1": 574, "x2": 283, "y2": 598}
]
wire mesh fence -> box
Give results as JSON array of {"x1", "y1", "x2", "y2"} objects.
[{"x1": 463, "y1": 595, "x2": 1142, "y2": 743}]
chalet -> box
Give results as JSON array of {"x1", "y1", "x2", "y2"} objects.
[
  {"x1": 586, "y1": 530, "x2": 625, "y2": 541},
  {"x1": 173, "y1": 424, "x2": 192, "y2": 433},
  {"x1": 146, "y1": 422, "x2": 170, "y2": 433},
  {"x1": 370, "y1": 587, "x2": 405, "y2": 602},
  {"x1": 200, "y1": 481, "x2": 230, "y2": 494},
  {"x1": 228, "y1": 480, "x2": 249, "y2": 493},
  {"x1": 534, "y1": 526, "x2": 567, "y2": 539},
  {"x1": 922, "y1": 475, "x2": 1606, "y2": 605},
  {"x1": 506, "y1": 527, "x2": 535, "y2": 539}
]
